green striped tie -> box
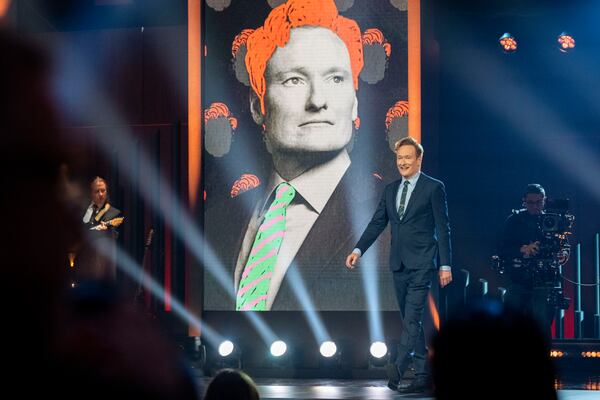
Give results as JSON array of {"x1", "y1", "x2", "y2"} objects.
[
  {"x1": 236, "y1": 182, "x2": 296, "y2": 311},
  {"x1": 398, "y1": 180, "x2": 409, "y2": 219}
]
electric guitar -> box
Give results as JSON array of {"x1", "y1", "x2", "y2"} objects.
[{"x1": 90, "y1": 216, "x2": 125, "y2": 230}]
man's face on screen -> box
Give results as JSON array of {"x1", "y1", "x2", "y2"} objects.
[{"x1": 261, "y1": 27, "x2": 357, "y2": 154}]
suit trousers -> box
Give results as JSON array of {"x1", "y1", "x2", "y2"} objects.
[
  {"x1": 392, "y1": 266, "x2": 434, "y2": 378},
  {"x1": 505, "y1": 282, "x2": 554, "y2": 343}
]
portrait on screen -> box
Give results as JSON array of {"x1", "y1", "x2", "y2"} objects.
[{"x1": 203, "y1": 0, "x2": 412, "y2": 311}]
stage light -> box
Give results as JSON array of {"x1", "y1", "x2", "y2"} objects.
[
  {"x1": 557, "y1": 32, "x2": 575, "y2": 53},
  {"x1": 265, "y1": 340, "x2": 292, "y2": 369},
  {"x1": 270, "y1": 340, "x2": 287, "y2": 357},
  {"x1": 319, "y1": 341, "x2": 337, "y2": 358},
  {"x1": 68, "y1": 252, "x2": 76, "y2": 268},
  {"x1": 581, "y1": 351, "x2": 599, "y2": 358},
  {"x1": 550, "y1": 350, "x2": 564, "y2": 358},
  {"x1": 368, "y1": 341, "x2": 389, "y2": 368},
  {"x1": 318, "y1": 340, "x2": 348, "y2": 370},
  {"x1": 218, "y1": 340, "x2": 234, "y2": 357},
  {"x1": 209, "y1": 339, "x2": 241, "y2": 371},
  {"x1": 499, "y1": 33, "x2": 517, "y2": 53},
  {"x1": 585, "y1": 381, "x2": 599, "y2": 390},
  {"x1": 370, "y1": 341, "x2": 388, "y2": 359}
]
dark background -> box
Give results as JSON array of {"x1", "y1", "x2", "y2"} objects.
[
  {"x1": 426, "y1": 0, "x2": 600, "y2": 338},
  {"x1": 7, "y1": 0, "x2": 600, "y2": 364}
]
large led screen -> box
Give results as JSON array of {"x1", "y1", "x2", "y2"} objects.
[{"x1": 203, "y1": 0, "x2": 415, "y2": 311}]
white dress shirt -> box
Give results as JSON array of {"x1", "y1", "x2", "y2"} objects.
[{"x1": 235, "y1": 150, "x2": 351, "y2": 310}]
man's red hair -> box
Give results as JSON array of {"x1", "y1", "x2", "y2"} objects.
[{"x1": 245, "y1": 0, "x2": 363, "y2": 114}]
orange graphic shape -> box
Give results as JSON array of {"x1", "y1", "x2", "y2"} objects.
[
  {"x1": 231, "y1": 174, "x2": 261, "y2": 198},
  {"x1": 362, "y1": 28, "x2": 391, "y2": 57},
  {"x1": 385, "y1": 100, "x2": 409, "y2": 130},
  {"x1": 204, "y1": 102, "x2": 238, "y2": 130},
  {"x1": 232, "y1": 29, "x2": 255, "y2": 57}
]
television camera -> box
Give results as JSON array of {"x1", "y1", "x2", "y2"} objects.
[{"x1": 491, "y1": 199, "x2": 574, "y2": 309}]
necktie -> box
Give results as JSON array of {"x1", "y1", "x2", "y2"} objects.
[
  {"x1": 398, "y1": 180, "x2": 409, "y2": 219},
  {"x1": 236, "y1": 182, "x2": 296, "y2": 311}
]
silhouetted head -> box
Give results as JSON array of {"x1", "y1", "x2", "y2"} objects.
[
  {"x1": 204, "y1": 369, "x2": 260, "y2": 400},
  {"x1": 431, "y1": 299, "x2": 557, "y2": 400}
]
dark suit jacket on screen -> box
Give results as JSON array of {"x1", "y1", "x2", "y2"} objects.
[{"x1": 204, "y1": 165, "x2": 393, "y2": 311}]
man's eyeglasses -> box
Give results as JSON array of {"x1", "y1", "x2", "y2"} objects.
[{"x1": 525, "y1": 200, "x2": 544, "y2": 206}]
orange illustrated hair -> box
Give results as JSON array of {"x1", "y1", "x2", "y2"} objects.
[
  {"x1": 231, "y1": 29, "x2": 255, "y2": 57},
  {"x1": 245, "y1": 0, "x2": 364, "y2": 114},
  {"x1": 204, "y1": 102, "x2": 238, "y2": 130},
  {"x1": 385, "y1": 100, "x2": 409, "y2": 130},
  {"x1": 362, "y1": 28, "x2": 391, "y2": 57},
  {"x1": 231, "y1": 174, "x2": 261, "y2": 198}
]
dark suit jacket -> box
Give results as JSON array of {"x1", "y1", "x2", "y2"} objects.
[
  {"x1": 79, "y1": 204, "x2": 122, "y2": 281},
  {"x1": 204, "y1": 164, "x2": 393, "y2": 310},
  {"x1": 499, "y1": 209, "x2": 540, "y2": 260},
  {"x1": 356, "y1": 172, "x2": 451, "y2": 271}
]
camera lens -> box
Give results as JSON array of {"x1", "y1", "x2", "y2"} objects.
[{"x1": 542, "y1": 215, "x2": 558, "y2": 231}]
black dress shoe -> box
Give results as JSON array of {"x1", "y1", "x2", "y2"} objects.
[
  {"x1": 386, "y1": 364, "x2": 401, "y2": 391},
  {"x1": 397, "y1": 378, "x2": 430, "y2": 394}
]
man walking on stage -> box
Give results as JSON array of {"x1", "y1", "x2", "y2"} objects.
[{"x1": 346, "y1": 136, "x2": 452, "y2": 394}]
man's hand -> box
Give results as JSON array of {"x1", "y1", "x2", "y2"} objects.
[
  {"x1": 345, "y1": 252, "x2": 360, "y2": 269},
  {"x1": 558, "y1": 249, "x2": 570, "y2": 265},
  {"x1": 439, "y1": 270, "x2": 452, "y2": 288},
  {"x1": 91, "y1": 222, "x2": 108, "y2": 231},
  {"x1": 520, "y1": 241, "x2": 540, "y2": 258}
]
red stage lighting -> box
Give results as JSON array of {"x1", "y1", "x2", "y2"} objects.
[
  {"x1": 499, "y1": 33, "x2": 517, "y2": 53},
  {"x1": 557, "y1": 32, "x2": 575, "y2": 53}
]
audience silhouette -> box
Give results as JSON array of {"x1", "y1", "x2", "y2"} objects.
[
  {"x1": 204, "y1": 369, "x2": 260, "y2": 400},
  {"x1": 431, "y1": 299, "x2": 557, "y2": 400}
]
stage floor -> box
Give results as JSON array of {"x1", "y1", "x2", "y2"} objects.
[{"x1": 197, "y1": 378, "x2": 599, "y2": 399}]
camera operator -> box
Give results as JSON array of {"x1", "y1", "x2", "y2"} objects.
[{"x1": 499, "y1": 184, "x2": 566, "y2": 341}]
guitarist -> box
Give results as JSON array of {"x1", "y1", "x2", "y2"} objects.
[
  {"x1": 79, "y1": 177, "x2": 123, "y2": 282},
  {"x1": 83, "y1": 177, "x2": 123, "y2": 232}
]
